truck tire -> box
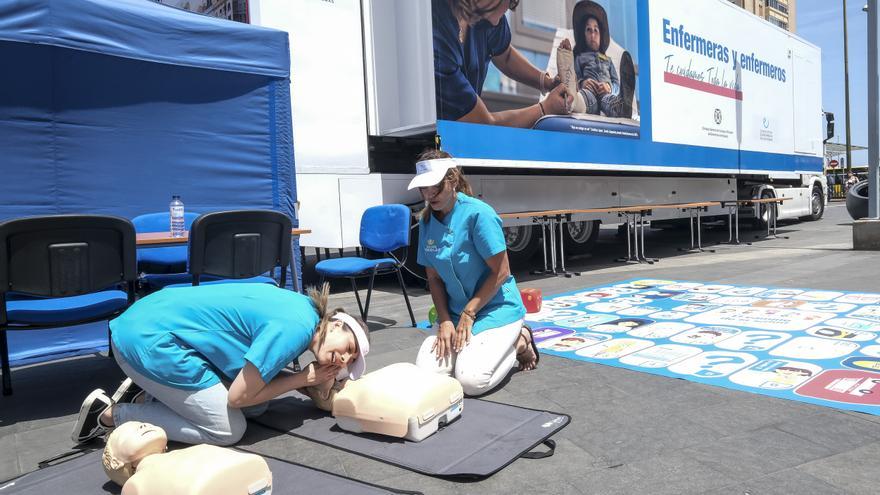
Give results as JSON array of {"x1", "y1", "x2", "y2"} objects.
[
  {"x1": 504, "y1": 225, "x2": 542, "y2": 265},
  {"x1": 846, "y1": 180, "x2": 870, "y2": 220},
  {"x1": 800, "y1": 184, "x2": 824, "y2": 221},
  {"x1": 564, "y1": 220, "x2": 600, "y2": 254},
  {"x1": 752, "y1": 189, "x2": 774, "y2": 230}
]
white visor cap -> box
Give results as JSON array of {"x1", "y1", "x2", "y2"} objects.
[
  {"x1": 407, "y1": 158, "x2": 458, "y2": 190},
  {"x1": 331, "y1": 313, "x2": 370, "y2": 380}
]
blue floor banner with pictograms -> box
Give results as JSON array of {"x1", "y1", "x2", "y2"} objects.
[{"x1": 525, "y1": 279, "x2": 880, "y2": 415}]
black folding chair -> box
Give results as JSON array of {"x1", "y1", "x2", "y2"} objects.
[
  {"x1": 187, "y1": 210, "x2": 292, "y2": 287},
  {"x1": 0, "y1": 215, "x2": 137, "y2": 395}
]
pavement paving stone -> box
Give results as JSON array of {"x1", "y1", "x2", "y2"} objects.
[
  {"x1": 774, "y1": 410, "x2": 880, "y2": 454},
  {"x1": 703, "y1": 468, "x2": 849, "y2": 495},
  {"x1": 566, "y1": 407, "x2": 724, "y2": 466},
  {"x1": 576, "y1": 450, "x2": 736, "y2": 495},
  {"x1": 796, "y1": 441, "x2": 880, "y2": 495},
  {"x1": 677, "y1": 394, "x2": 829, "y2": 438},
  {"x1": 683, "y1": 426, "x2": 836, "y2": 481},
  {"x1": 0, "y1": 432, "x2": 19, "y2": 484}
]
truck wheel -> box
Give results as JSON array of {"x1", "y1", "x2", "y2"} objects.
[
  {"x1": 800, "y1": 185, "x2": 824, "y2": 221},
  {"x1": 752, "y1": 189, "x2": 774, "y2": 230},
  {"x1": 564, "y1": 220, "x2": 600, "y2": 254},
  {"x1": 504, "y1": 225, "x2": 541, "y2": 265}
]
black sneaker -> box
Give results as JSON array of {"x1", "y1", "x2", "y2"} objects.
[
  {"x1": 618, "y1": 51, "x2": 636, "y2": 118},
  {"x1": 71, "y1": 389, "x2": 112, "y2": 444},
  {"x1": 110, "y1": 377, "x2": 143, "y2": 404}
]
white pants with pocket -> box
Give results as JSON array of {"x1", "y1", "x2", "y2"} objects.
[{"x1": 415, "y1": 319, "x2": 523, "y2": 397}]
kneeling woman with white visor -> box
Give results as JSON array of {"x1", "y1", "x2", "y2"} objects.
[
  {"x1": 410, "y1": 150, "x2": 539, "y2": 397},
  {"x1": 72, "y1": 283, "x2": 369, "y2": 446}
]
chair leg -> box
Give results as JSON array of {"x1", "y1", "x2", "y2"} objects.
[
  {"x1": 1, "y1": 329, "x2": 12, "y2": 396},
  {"x1": 363, "y1": 268, "x2": 378, "y2": 323},
  {"x1": 350, "y1": 278, "x2": 365, "y2": 321},
  {"x1": 395, "y1": 267, "x2": 417, "y2": 327}
]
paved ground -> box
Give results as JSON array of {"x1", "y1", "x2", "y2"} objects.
[{"x1": 3, "y1": 202, "x2": 880, "y2": 494}]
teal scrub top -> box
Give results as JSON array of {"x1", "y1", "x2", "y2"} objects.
[
  {"x1": 417, "y1": 193, "x2": 525, "y2": 334},
  {"x1": 111, "y1": 284, "x2": 318, "y2": 391}
]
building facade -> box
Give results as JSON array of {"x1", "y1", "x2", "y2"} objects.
[{"x1": 728, "y1": 0, "x2": 796, "y2": 32}]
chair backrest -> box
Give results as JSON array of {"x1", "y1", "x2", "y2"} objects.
[
  {"x1": 188, "y1": 210, "x2": 291, "y2": 283},
  {"x1": 359, "y1": 204, "x2": 411, "y2": 253},
  {"x1": 132, "y1": 211, "x2": 199, "y2": 233},
  {"x1": 0, "y1": 215, "x2": 137, "y2": 298}
]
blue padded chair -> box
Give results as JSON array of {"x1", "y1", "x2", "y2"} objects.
[
  {"x1": 315, "y1": 204, "x2": 416, "y2": 326},
  {"x1": 132, "y1": 211, "x2": 200, "y2": 289},
  {"x1": 0, "y1": 215, "x2": 138, "y2": 395},
  {"x1": 184, "y1": 210, "x2": 291, "y2": 287}
]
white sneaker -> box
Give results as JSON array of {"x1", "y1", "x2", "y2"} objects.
[
  {"x1": 110, "y1": 377, "x2": 143, "y2": 404},
  {"x1": 71, "y1": 389, "x2": 112, "y2": 444}
]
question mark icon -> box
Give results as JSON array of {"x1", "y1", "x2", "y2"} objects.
[
  {"x1": 742, "y1": 334, "x2": 782, "y2": 350},
  {"x1": 699, "y1": 355, "x2": 746, "y2": 368},
  {"x1": 696, "y1": 355, "x2": 747, "y2": 377}
]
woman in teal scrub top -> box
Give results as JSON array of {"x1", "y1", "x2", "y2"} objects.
[
  {"x1": 71, "y1": 283, "x2": 369, "y2": 446},
  {"x1": 410, "y1": 149, "x2": 539, "y2": 396}
]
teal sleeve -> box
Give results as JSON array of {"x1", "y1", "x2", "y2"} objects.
[
  {"x1": 472, "y1": 208, "x2": 506, "y2": 260},
  {"x1": 244, "y1": 321, "x2": 310, "y2": 384}
]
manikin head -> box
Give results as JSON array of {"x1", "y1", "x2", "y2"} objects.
[{"x1": 102, "y1": 422, "x2": 168, "y2": 486}]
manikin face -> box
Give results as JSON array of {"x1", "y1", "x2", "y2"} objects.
[
  {"x1": 108, "y1": 421, "x2": 168, "y2": 465},
  {"x1": 585, "y1": 17, "x2": 601, "y2": 52},
  {"x1": 473, "y1": 0, "x2": 511, "y2": 26},
  {"x1": 316, "y1": 320, "x2": 358, "y2": 368},
  {"x1": 419, "y1": 178, "x2": 457, "y2": 214}
]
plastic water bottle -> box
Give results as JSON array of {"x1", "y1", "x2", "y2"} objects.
[{"x1": 170, "y1": 195, "x2": 185, "y2": 238}]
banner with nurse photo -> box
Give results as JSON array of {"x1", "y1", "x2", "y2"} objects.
[
  {"x1": 528, "y1": 279, "x2": 880, "y2": 415},
  {"x1": 432, "y1": 0, "x2": 641, "y2": 140}
]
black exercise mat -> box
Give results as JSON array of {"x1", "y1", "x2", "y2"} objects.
[
  {"x1": 0, "y1": 449, "x2": 421, "y2": 495},
  {"x1": 253, "y1": 393, "x2": 571, "y2": 479}
]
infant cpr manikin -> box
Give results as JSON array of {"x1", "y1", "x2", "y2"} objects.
[
  {"x1": 331, "y1": 362, "x2": 464, "y2": 442},
  {"x1": 102, "y1": 421, "x2": 272, "y2": 495}
]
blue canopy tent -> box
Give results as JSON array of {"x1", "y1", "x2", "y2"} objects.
[{"x1": 0, "y1": 0, "x2": 298, "y2": 367}]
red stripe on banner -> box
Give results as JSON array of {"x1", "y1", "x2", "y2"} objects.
[{"x1": 664, "y1": 72, "x2": 743, "y2": 100}]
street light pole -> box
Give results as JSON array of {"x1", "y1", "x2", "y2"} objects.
[
  {"x1": 844, "y1": 0, "x2": 854, "y2": 175},
  {"x1": 869, "y1": 0, "x2": 879, "y2": 218}
]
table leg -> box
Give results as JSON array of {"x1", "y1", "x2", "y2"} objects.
[
  {"x1": 550, "y1": 217, "x2": 559, "y2": 276},
  {"x1": 556, "y1": 215, "x2": 580, "y2": 277},
  {"x1": 290, "y1": 239, "x2": 302, "y2": 293},
  {"x1": 639, "y1": 211, "x2": 658, "y2": 263},
  {"x1": 697, "y1": 208, "x2": 715, "y2": 253},
  {"x1": 616, "y1": 214, "x2": 640, "y2": 264},
  {"x1": 727, "y1": 205, "x2": 733, "y2": 243},
  {"x1": 531, "y1": 219, "x2": 551, "y2": 275}
]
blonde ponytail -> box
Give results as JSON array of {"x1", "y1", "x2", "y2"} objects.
[{"x1": 307, "y1": 282, "x2": 370, "y2": 350}]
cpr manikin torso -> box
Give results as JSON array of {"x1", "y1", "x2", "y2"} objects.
[
  {"x1": 103, "y1": 421, "x2": 272, "y2": 495},
  {"x1": 330, "y1": 363, "x2": 464, "y2": 442}
]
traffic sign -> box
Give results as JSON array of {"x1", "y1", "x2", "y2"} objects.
[{"x1": 829, "y1": 159, "x2": 839, "y2": 168}]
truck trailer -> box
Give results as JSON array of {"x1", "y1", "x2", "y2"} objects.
[{"x1": 241, "y1": 0, "x2": 829, "y2": 265}]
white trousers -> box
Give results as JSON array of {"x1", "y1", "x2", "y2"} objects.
[{"x1": 415, "y1": 319, "x2": 523, "y2": 397}]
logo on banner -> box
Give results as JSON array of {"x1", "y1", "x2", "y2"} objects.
[{"x1": 714, "y1": 108, "x2": 722, "y2": 125}]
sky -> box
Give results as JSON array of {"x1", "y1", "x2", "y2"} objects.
[{"x1": 798, "y1": 0, "x2": 871, "y2": 166}]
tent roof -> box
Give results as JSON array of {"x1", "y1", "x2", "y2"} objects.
[{"x1": 0, "y1": 0, "x2": 289, "y2": 78}]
